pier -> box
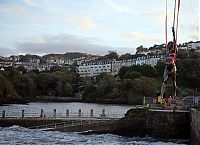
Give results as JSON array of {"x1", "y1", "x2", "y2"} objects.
[
  {"x1": 2, "y1": 107, "x2": 199, "y2": 142},
  {"x1": 0, "y1": 108, "x2": 120, "y2": 132}
]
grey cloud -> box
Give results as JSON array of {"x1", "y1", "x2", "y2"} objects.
[
  {"x1": 188, "y1": 34, "x2": 199, "y2": 41},
  {"x1": 15, "y1": 33, "x2": 113, "y2": 55},
  {"x1": 0, "y1": 47, "x2": 19, "y2": 57},
  {"x1": 187, "y1": 24, "x2": 199, "y2": 41}
]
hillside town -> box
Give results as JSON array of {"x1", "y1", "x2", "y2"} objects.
[{"x1": 0, "y1": 41, "x2": 199, "y2": 78}]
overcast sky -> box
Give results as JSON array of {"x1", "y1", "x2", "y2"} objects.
[{"x1": 0, "y1": 0, "x2": 199, "y2": 56}]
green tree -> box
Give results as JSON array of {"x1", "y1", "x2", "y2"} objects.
[
  {"x1": 118, "y1": 66, "x2": 129, "y2": 79},
  {"x1": 98, "y1": 51, "x2": 118, "y2": 60},
  {"x1": 14, "y1": 75, "x2": 37, "y2": 98},
  {"x1": 63, "y1": 82, "x2": 73, "y2": 96},
  {"x1": 125, "y1": 71, "x2": 142, "y2": 80},
  {"x1": 0, "y1": 73, "x2": 17, "y2": 100},
  {"x1": 133, "y1": 77, "x2": 157, "y2": 97},
  {"x1": 83, "y1": 85, "x2": 97, "y2": 102},
  {"x1": 36, "y1": 73, "x2": 54, "y2": 95},
  {"x1": 118, "y1": 53, "x2": 132, "y2": 60},
  {"x1": 96, "y1": 73, "x2": 117, "y2": 98},
  {"x1": 155, "y1": 60, "x2": 165, "y2": 76}
]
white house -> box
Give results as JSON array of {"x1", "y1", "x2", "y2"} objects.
[
  {"x1": 64, "y1": 59, "x2": 74, "y2": 65},
  {"x1": 0, "y1": 61, "x2": 13, "y2": 68},
  {"x1": 187, "y1": 41, "x2": 200, "y2": 49},
  {"x1": 78, "y1": 61, "x2": 112, "y2": 77},
  {"x1": 178, "y1": 43, "x2": 187, "y2": 50},
  {"x1": 144, "y1": 55, "x2": 164, "y2": 67},
  {"x1": 78, "y1": 54, "x2": 163, "y2": 77}
]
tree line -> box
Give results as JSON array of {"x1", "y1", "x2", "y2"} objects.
[
  {"x1": 83, "y1": 50, "x2": 200, "y2": 104},
  {"x1": 0, "y1": 66, "x2": 80, "y2": 104},
  {"x1": 0, "y1": 49, "x2": 200, "y2": 104}
]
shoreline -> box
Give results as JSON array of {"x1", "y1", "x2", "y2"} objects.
[{"x1": 1, "y1": 95, "x2": 143, "y2": 106}]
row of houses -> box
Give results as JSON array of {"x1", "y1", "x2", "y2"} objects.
[
  {"x1": 178, "y1": 41, "x2": 200, "y2": 50},
  {"x1": 0, "y1": 53, "x2": 164, "y2": 77},
  {"x1": 136, "y1": 41, "x2": 200, "y2": 55},
  {"x1": 78, "y1": 55, "x2": 164, "y2": 77},
  {"x1": 0, "y1": 55, "x2": 98, "y2": 72}
]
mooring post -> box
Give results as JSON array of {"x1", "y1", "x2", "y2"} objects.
[
  {"x1": 66, "y1": 109, "x2": 69, "y2": 117},
  {"x1": 40, "y1": 109, "x2": 44, "y2": 117},
  {"x1": 102, "y1": 109, "x2": 105, "y2": 117},
  {"x1": 22, "y1": 110, "x2": 25, "y2": 118},
  {"x1": 90, "y1": 109, "x2": 93, "y2": 117},
  {"x1": 78, "y1": 109, "x2": 81, "y2": 117},
  {"x1": 2, "y1": 110, "x2": 5, "y2": 118},
  {"x1": 53, "y1": 109, "x2": 56, "y2": 118}
]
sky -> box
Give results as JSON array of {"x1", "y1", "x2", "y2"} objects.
[{"x1": 0, "y1": 0, "x2": 199, "y2": 56}]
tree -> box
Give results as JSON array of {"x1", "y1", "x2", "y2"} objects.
[
  {"x1": 14, "y1": 75, "x2": 37, "y2": 98},
  {"x1": 155, "y1": 60, "x2": 165, "y2": 76},
  {"x1": 133, "y1": 77, "x2": 157, "y2": 97},
  {"x1": 0, "y1": 73, "x2": 17, "y2": 100},
  {"x1": 98, "y1": 51, "x2": 118, "y2": 60},
  {"x1": 118, "y1": 53, "x2": 132, "y2": 60},
  {"x1": 176, "y1": 59, "x2": 200, "y2": 89},
  {"x1": 136, "y1": 45, "x2": 148, "y2": 54},
  {"x1": 63, "y1": 82, "x2": 73, "y2": 96},
  {"x1": 81, "y1": 76, "x2": 93, "y2": 87},
  {"x1": 96, "y1": 73, "x2": 117, "y2": 98},
  {"x1": 118, "y1": 66, "x2": 129, "y2": 79},
  {"x1": 36, "y1": 73, "x2": 54, "y2": 95},
  {"x1": 176, "y1": 49, "x2": 188, "y2": 59},
  {"x1": 125, "y1": 71, "x2": 142, "y2": 80},
  {"x1": 36, "y1": 71, "x2": 75, "y2": 97},
  {"x1": 50, "y1": 66, "x2": 69, "y2": 73},
  {"x1": 119, "y1": 65, "x2": 157, "y2": 79},
  {"x1": 17, "y1": 66, "x2": 27, "y2": 74},
  {"x1": 83, "y1": 85, "x2": 97, "y2": 102}
]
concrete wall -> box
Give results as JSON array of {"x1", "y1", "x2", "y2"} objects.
[
  {"x1": 56, "y1": 120, "x2": 118, "y2": 133},
  {"x1": 111, "y1": 109, "x2": 190, "y2": 139},
  {"x1": 190, "y1": 109, "x2": 200, "y2": 145},
  {"x1": 0, "y1": 108, "x2": 192, "y2": 140},
  {"x1": 0, "y1": 118, "x2": 70, "y2": 128}
]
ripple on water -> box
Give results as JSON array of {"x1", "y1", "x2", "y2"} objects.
[{"x1": 0, "y1": 126, "x2": 188, "y2": 145}]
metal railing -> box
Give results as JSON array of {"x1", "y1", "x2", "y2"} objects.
[
  {"x1": 28, "y1": 119, "x2": 113, "y2": 130},
  {"x1": 0, "y1": 109, "x2": 125, "y2": 119}
]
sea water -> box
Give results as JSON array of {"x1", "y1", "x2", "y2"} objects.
[
  {"x1": 0, "y1": 103, "x2": 188, "y2": 144},
  {"x1": 0, "y1": 126, "x2": 188, "y2": 145}
]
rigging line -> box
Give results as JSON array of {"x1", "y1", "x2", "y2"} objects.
[
  {"x1": 175, "y1": 0, "x2": 181, "y2": 55},
  {"x1": 173, "y1": 0, "x2": 177, "y2": 28},
  {"x1": 165, "y1": 0, "x2": 168, "y2": 55}
]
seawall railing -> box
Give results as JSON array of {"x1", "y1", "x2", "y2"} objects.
[
  {"x1": 28, "y1": 119, "x2": 112, "y2": 130},
  {"x1": 0, "y1": 109, "x2": 124, "y2": 119}
]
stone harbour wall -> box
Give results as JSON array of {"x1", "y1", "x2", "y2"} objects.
[
  {"x1": 111, "y1": 109, "x2": 190, "y2": 139},
  {"x1": 190, "y1": 109, "x2": 200, "y2": 145}
]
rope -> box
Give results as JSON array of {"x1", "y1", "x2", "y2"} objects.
[
  {"x1": 165, "y1": 0, "x2": 181, "y2": 56},
  {"x1": 173, "y1": 0, "x2": 177, "y2": 28},
  {"x1": 165, "y1": 0, "x2": 168, "y2": 55},
  {"x1": 175, "y1": 0, "x2": 181, "y2": 55}
]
